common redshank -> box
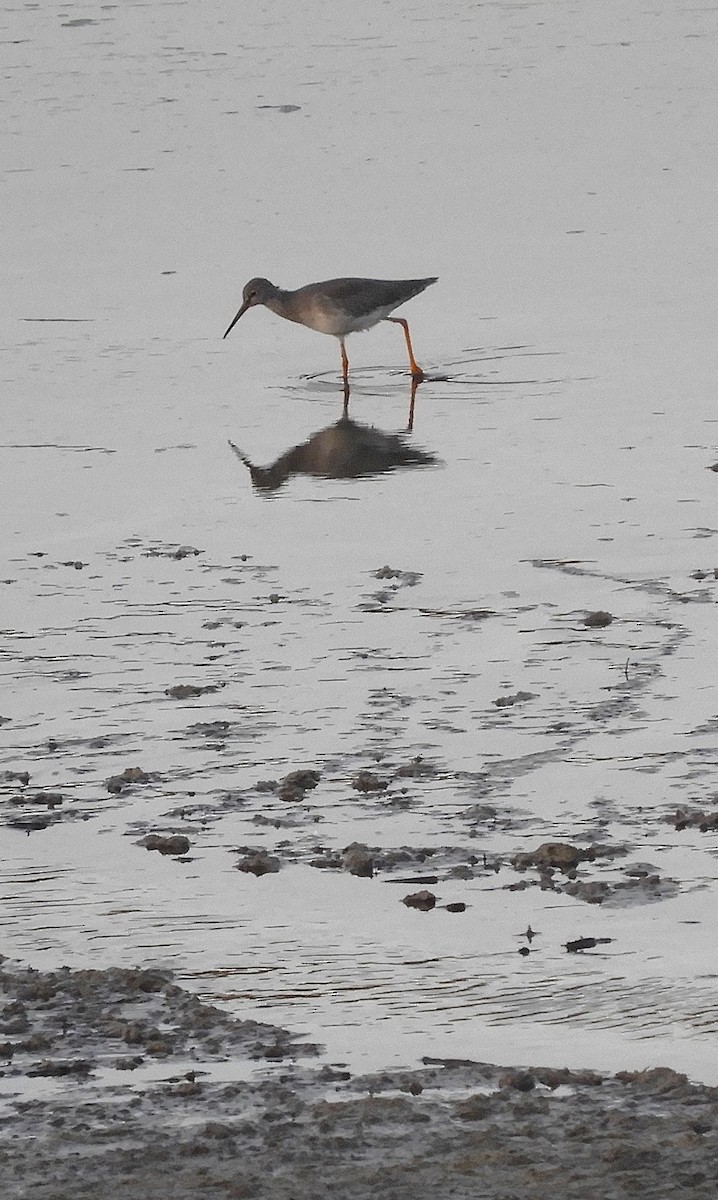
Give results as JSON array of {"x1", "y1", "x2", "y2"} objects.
[{"x1": 222, "y1": 275, "x2": 437, "y2": 388}]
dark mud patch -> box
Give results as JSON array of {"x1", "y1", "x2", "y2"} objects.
[
  {"x1": 508, "y1": 843, "x2": 678, "y2": 906},
  {"x1": 0, "y1": 963, "x2": 716, "y2": 1200},
  {"x1": 309, "y1": 841, "x2": 487, "y2": 880},
  {"x1": 0, "y1": 961, "x2": 317, "y2": 1070},
  {"x1": 671, "y1": 807, "x2": 718, "y2": 832}
]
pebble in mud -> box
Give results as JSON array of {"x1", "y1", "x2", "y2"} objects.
[
  {"x1": 402, "y1": 890, "x2": 437, "y2": 911},
  {"x1": 583, "y1": 610, "x2": 614, "y2": 627}
]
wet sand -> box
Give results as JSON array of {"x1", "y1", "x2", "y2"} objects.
[{"x1": 2, "y1": 961, "x2": 717, "y2": 1200}]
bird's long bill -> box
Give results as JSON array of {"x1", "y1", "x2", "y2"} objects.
[{"x1": 222, "y1": 299, "x2": 250, "y2": 339}]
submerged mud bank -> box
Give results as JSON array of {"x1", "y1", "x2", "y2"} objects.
[
  {"x1": 2, "y1": 537, "x2": 717, "y2": 1083},
  {"x1": 1, "y1": 962, "x2": 717, "y2": 1200}
]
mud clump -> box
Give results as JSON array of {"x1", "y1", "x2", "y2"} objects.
[
  {"x1": 614, "y1": 1067, "x2": 692, "y2": 1096},
  {"x1": 106, "y1": 767, "x2": 159, "y2": 794},
  {"x1": 509, "y1": 843, "x2": 666, "y2": 907},
  {"x1": 308, "y1": 843, "x2": 481, "y2": 883},
  {"x1": 2, "y1": 770, "x2": 29, "y2": 785},
  {"x1": 236, "y1": 850, "x2": 281, "y2": 876},
  {"x1": 6, "y1": 813, "x2": 56, "y2": 832},
  {"x1": 394, "y1": 756, "x2": 437, "y2": 778},
  {"x1": 12, "y1": 790, "x2": 63, "y2": 808},
  {"x1": 351, "y1": 769, "x2": 388, "y2": 792},
  {"x1": 278, "y1": 769, "x2": 321, "y2": 802},
  {"x1": 562, "y1": 879, "x2": 611, "y2": 904},
  {"x1": 493, "y1": 690, "x2": 537, "y2": 708},
  {"x1": 671, "y1": 808, "x2": 718, "y2": 832},
  {"x1": 141, "y1": 834, "x2": 191, "y2": 856},
  {"x1": 165, "y1": 683, "x2": 223, "y2": 699},
  {"x1": 512, "y1": 842, "x2": 592, "y2": 872},
  {"x1": 342, "y1": 842, "x2": 374, "y2": 877}
]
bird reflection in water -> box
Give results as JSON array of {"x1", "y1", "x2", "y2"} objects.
[{"x1": 229, "y1": 412, "x2": 437, "y2": 493}]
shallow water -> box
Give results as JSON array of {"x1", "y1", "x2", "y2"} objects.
[{"x1": 2, "y1": 0, "x2": 718, "y2": 1085}]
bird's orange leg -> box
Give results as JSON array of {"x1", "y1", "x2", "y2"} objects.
[{"x1": 385, "y1": 317, "x2": 425, "y2": 382}]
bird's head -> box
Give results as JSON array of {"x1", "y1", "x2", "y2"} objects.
[{"x1": 223, "y1": 278, "x2": 275, "y2": 338}]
